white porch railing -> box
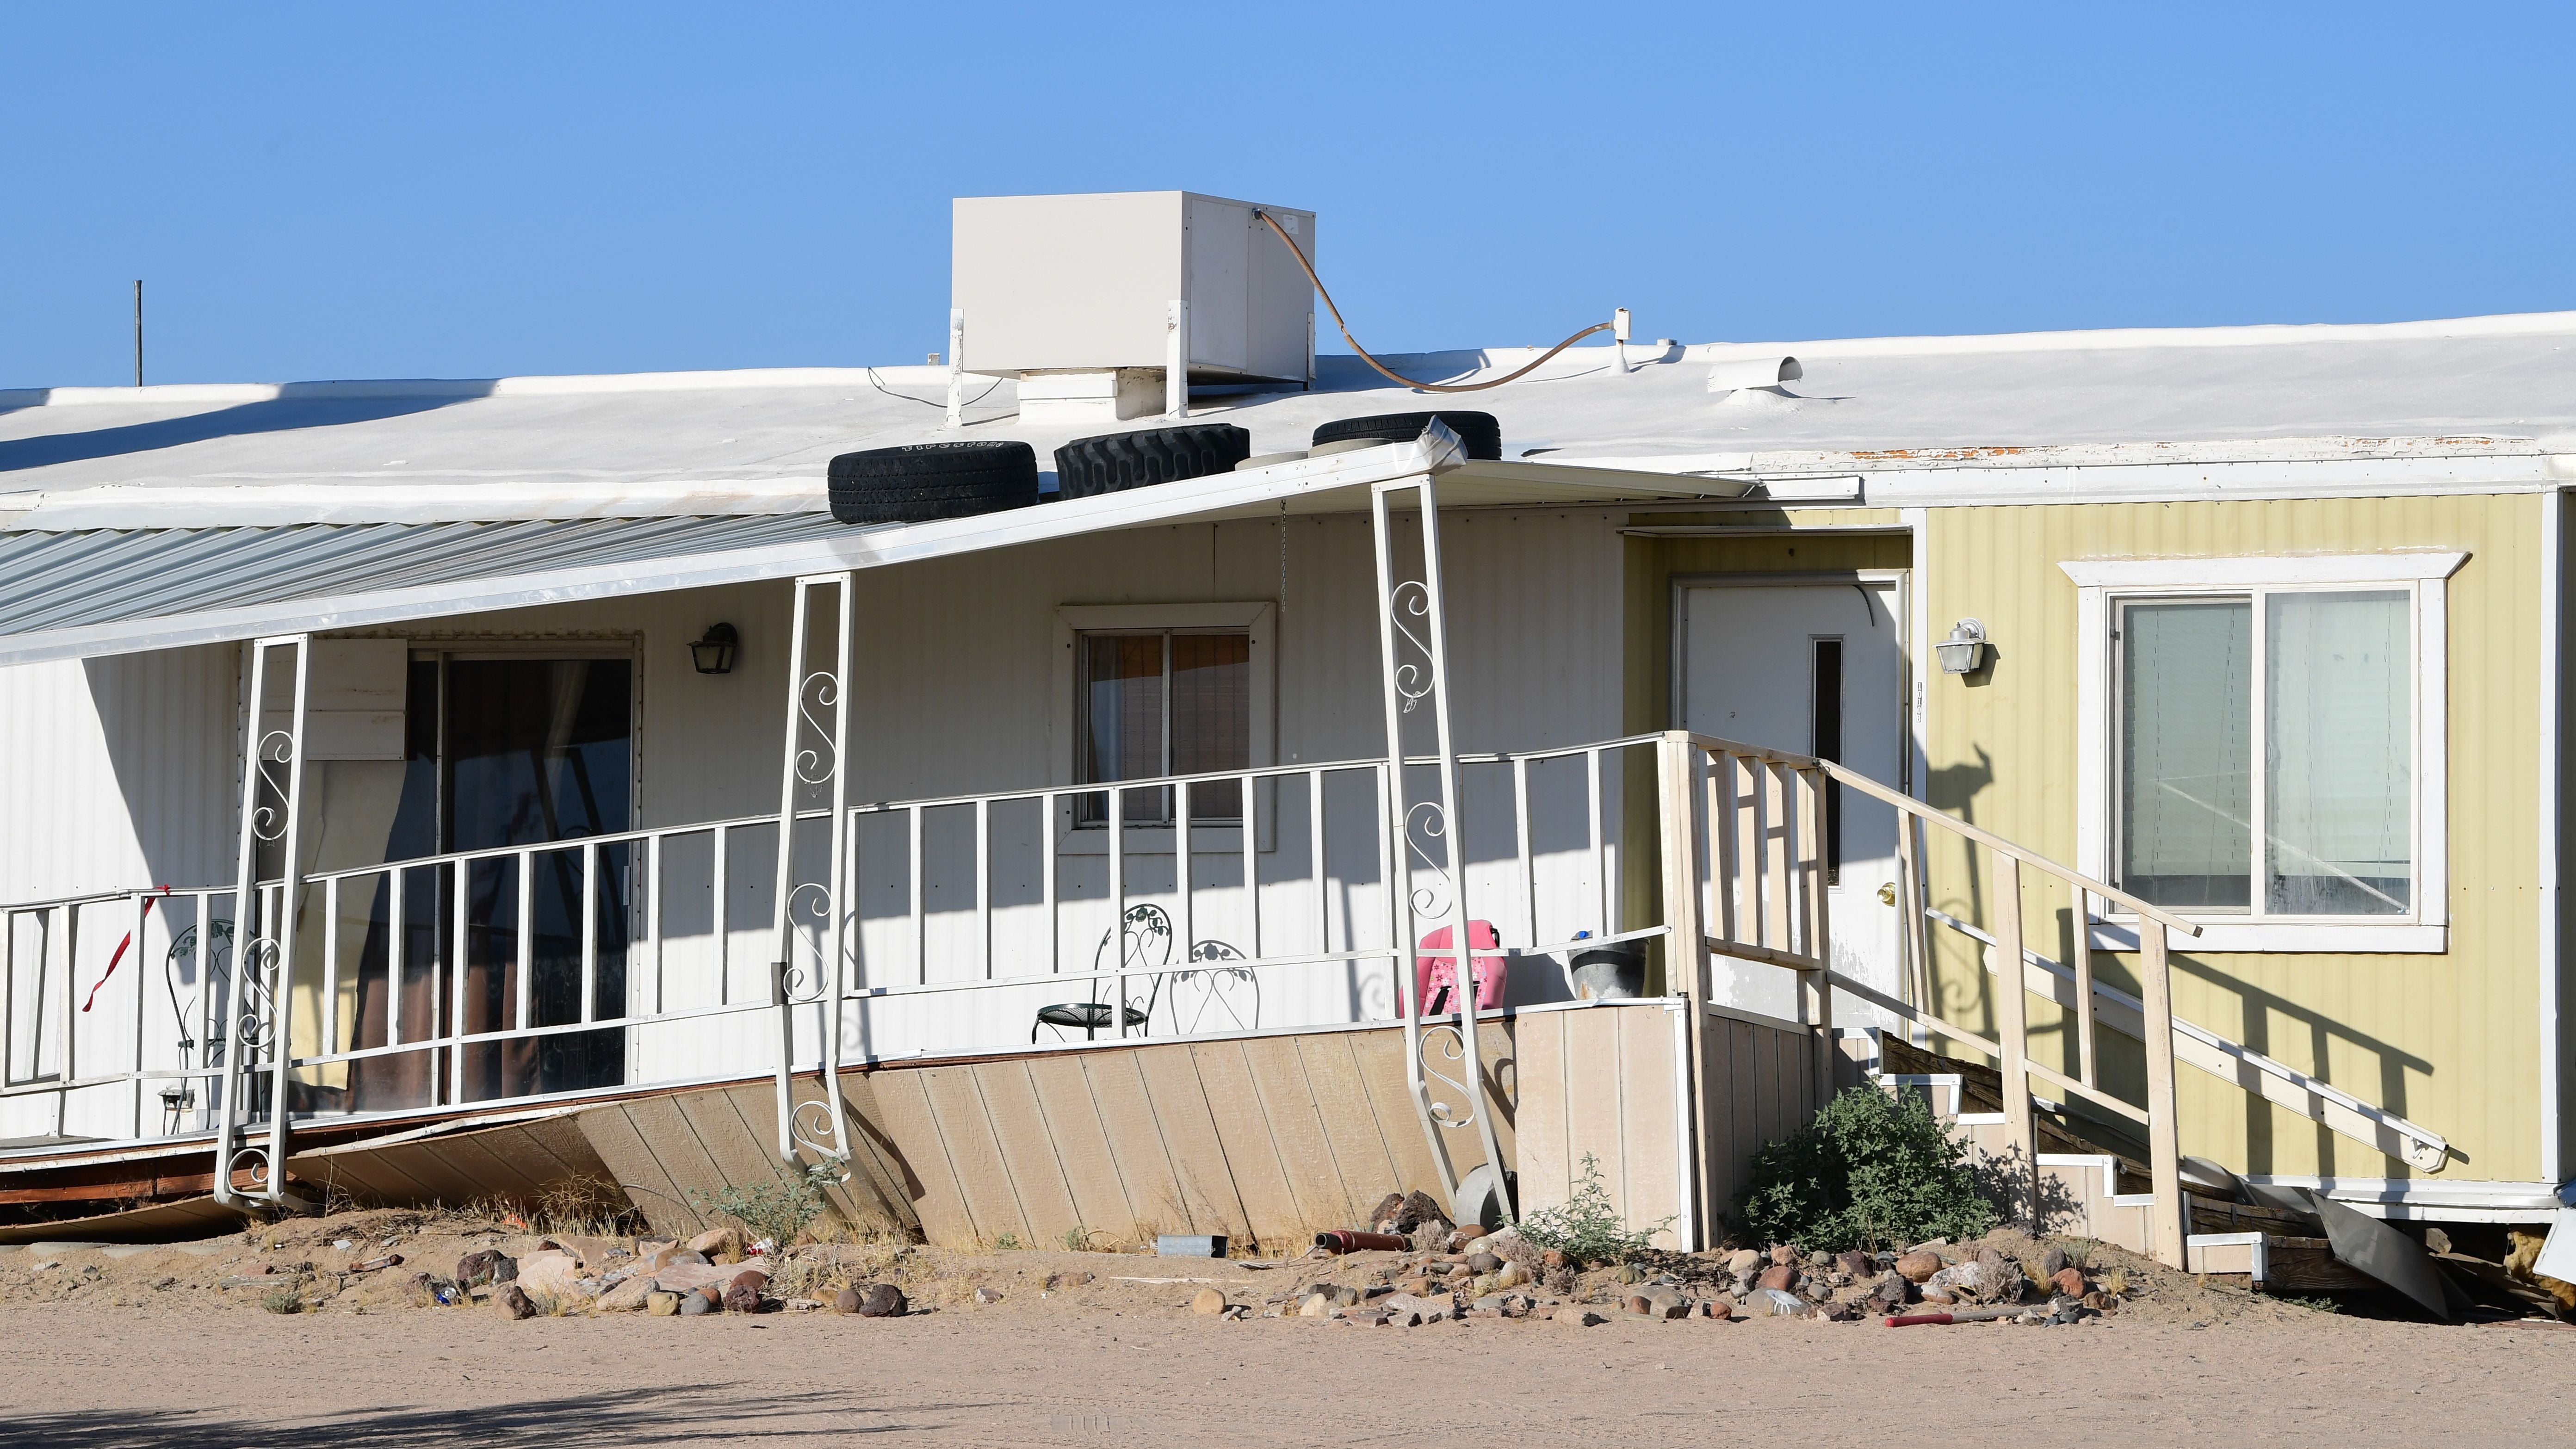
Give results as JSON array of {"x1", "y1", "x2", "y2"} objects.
[{"x1": 1, "y1": 737, "x2": 1662, "y2": 1154}]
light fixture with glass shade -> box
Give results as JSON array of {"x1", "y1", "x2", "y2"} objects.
[
  {"x1": 690, "y1": 622, "x2": 740, "y2": 675},
  {"x1": 1936, "y1": 618, "x2": 1987, "y2": 675}
]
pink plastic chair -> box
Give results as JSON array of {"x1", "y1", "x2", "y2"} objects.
[{"x1": 1414, "y1": 919, "x2": 1507, "y2": 1015}]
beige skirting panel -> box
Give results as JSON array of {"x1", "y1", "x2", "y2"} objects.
[
  {"x1": 290, "y1": 1111, "x2": 616, "y2": 1211},
  {"x1": 854, "y1": 1016, "x2": 1524, "y2": 1254},
  {"x1": 827, "y1": 1001, "x2": 1707, "y2": 1255},
  {"x1": 571, "y1": 1075, "x2": 926, "y2": 1241},
  {"x1": 283, "y1": 1000, "x2": 1755, "y2": 1254},
  {"x1": 1694, "y1": 1006, "x2": 1826, "y2": 1234}
]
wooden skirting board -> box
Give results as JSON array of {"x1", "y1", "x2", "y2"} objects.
[
  {"x1": 0, "y1": 1001, "x2": 1829, "y2": 1252},
  {"x1": 576, "y1": 1002, "x2": 1772, "y2": 1254}
]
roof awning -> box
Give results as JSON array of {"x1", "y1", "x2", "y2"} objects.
[{"x1": 0, "y1": 446, "x2": 1744, "y2": 666}]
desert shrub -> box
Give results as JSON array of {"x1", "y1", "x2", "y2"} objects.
[
  {"x1": 689, "y1": 1161, "x2": 840, "y2": 1248},
  {"x1": 1517, "y1": 1153, "x2": 1673, "y2": 1265},
  {"x1": 1735, "y1": 1085, "x2": 1995, "y2": 1252}
]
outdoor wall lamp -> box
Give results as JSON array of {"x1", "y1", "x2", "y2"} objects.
[
  {"x1": 689, "y1": 622, "x2": 740, "y2": 675},
  {"x1": 1936, "y1": 618, "x2": 1988, "y2": 675}
]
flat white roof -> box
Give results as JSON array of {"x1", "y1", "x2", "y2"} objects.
[{"x1": 6, "y1": 310, "x2": 2575, "y2": 530}]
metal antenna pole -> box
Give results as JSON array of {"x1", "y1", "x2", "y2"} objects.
[{"x1": 132, "y1": 280, "x2": 142, "y2": 388}]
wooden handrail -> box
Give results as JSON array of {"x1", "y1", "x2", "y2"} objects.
[{"x1": 1680, "y1": 731, "x2": 2201, "y2": 937}]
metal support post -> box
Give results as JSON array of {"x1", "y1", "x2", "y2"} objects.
[
  {"x1": 1368, "y1": 427, "x2": 1505, "y2": 1226},
  {"x1": 214, "y1": 635, "x2": 312, "y2": 1213},
  {"x1": 772, "y1": 573, "x2": 855, "y2": 1174}
]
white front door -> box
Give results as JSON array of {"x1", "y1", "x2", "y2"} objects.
[{"x1": 1680, "y1": 579, "x2": 1909, "y2": 1023}]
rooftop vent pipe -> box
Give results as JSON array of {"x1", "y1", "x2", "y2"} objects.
[{"x1": 1706, "y1": 355, "x2": 1802, "y2": 394}]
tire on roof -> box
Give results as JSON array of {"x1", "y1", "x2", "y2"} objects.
[
  {"x1": 1053, "y1": 424, "x2": 1252, "y2": 500},
  {"x1": 828, "y1": 442, "x2": 1040, "y2": 525},
  {"x1": 1309, "y1": 410, "x2": 1503, "y2": 462}
]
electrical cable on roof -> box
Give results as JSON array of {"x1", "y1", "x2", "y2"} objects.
[
  {"x1": 1253, "y1": 211, "x2": 1613, "y2": 394},
  {"x1": 867, "y1": 367, "x2": 1003, "y2": 413}
]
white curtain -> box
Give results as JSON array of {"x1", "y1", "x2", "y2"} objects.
[{"x1": 2266, "y1": 590, "x2": 2410, "y2": 915}]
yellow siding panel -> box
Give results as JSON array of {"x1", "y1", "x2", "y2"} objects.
[{"x1": 1918, "y1": 494, "x2": 2544, "y2": 1184}]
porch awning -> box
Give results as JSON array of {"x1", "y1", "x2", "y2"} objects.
[{"x1": 0, "y1": 446, "x2": 1744, "y2": 666}]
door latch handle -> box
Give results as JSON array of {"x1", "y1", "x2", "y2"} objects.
[{"x1": 1876, "y1": 882, "x2": 1898, "y2": 906}]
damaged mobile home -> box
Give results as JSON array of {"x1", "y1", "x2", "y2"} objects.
[{"x1": 4, "y1": 192, "x2": 2574, "y2": 1299}]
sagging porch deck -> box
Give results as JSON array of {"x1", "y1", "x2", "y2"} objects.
[{"x1": 6, "y1": 722, "x2": 2211, "y2": 1269}]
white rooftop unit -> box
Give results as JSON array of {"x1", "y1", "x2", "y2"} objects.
[{"x1": 952, "y1": 191, "x2": 1316, "y2": 422}]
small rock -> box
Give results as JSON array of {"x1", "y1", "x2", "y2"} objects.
[
  {"x1": 597, "y1": 1276, "x2": 658, "y2": 1313},
  {"x1": 1750, "y1": 1288, "x2": 1806, "y2": 1316},
  {"x1": 493, "y1": 1284, "x2": 537, "y2": 1320},
  {"x1": 1724, "y1": 1248, "x2": 1762, "y2": 1275},
  {"x1": 647, "y1": 1290, "x2": 682, "y2": 1316},
  {"x1": 1767, "y1": 1243, "x2": 1798, "y2": 1267},
  {"x1": 859, "y1": 1283, "x2": 907, "y2": 1317},
  {"x1": 1466, "y1": 1252, "x2": 1501, "y2": 1274},
  {"x1": 723, "y1": 1282, "x2": 764, "y2": 1313},
  {"x1": 513, "y1": 1248, "x2": 584, "y2": 1297},
  {"x1": 1483, "y1": 1226, "x2": 1543, "y2": 1272},
  {"x1": 1647, "y1": 1291, "x2": 1691, "y2": 1319},
  {"x1": 835, "y1": 1287, "x2": 863, "y2": 1314},
  {"x1": 1470, "y1": 1274, "x2": 1499, "y2": 1297},
  {"x1": 678, "y1": 1290, "x2": 717, "y2": 1316},
  {"x1": 1192, "y1": 1288, "x2": 1229, "y2": 1315},
  {"x1": 1624, "y1": 1292, "x2": 1656, "y2": 1316},
  {"x1": 1299, "y1": 1292, "x2": 1333, "y2": 1318},
  {"x1": 2082, "y1": 1290, "x2": 2120, "y2": 1314},
  {"x1": 2041, "y1": 1245, "x2": 2069, "y2": 1276},
  {"x1": 1835, "y1": 1250, "x2": 1874, "y2": 1279},
  {"x1": 1043, "y1": 1271, "x2": 1094, "y2": 1290},
  {"x1": 687, "y1": 1226, "x2": 743, "y2": 1260},
  {"x1": 455, "y1": 1250, "x2": 515, "y2": 1288},
  {"x1": 1756, "y1": 1264, "x2": 1796, "y2": 1292},
  {"x1": 1703, "y1": 1298, "x2": 1736, "y2": 1321},
  {"x1": 1495, "y1": 1262, "x2": 1531, "y2": 1290},
  {"x1": 2051, "y1": 1267, "x2": 2087, "y2": 1299},
  {"x1": 1867, "y1": 1273, "x2": 1909, "y2": 1313},
  {"x1": 1615, "y1": 1264, "x2": 1646, "y2": 1285},
  {"x1": 1894, "y1": 1251, "x2": 1943, "y2": 1283},
  {"x1": 975, "y1": 1286, "x2": 1004, "y2": 1304}
]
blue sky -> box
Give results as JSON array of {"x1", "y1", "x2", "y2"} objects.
[{"x1": 6, "y1": 3, "x2": 2570, "y2": 387}]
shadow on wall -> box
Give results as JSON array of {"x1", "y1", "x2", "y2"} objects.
[{"x1": 0, "y1": 383, "x2": 498, "y2": 474}]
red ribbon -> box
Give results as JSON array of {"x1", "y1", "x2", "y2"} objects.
[{"x1": 80, "y1": 886, "x2": 172, "y2": 1013}]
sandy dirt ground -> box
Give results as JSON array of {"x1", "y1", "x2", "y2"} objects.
[
  {"x1": 5, "y1": 1295, "x2": 2574, "y2": 1447},
  {"x1": 4, "y1": 1214, "x2": 2574, "y2": 1446}
]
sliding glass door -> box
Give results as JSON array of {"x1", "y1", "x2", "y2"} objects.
[{"x1": 347, "y1": 652, "x2": 633, "y2": 1109}]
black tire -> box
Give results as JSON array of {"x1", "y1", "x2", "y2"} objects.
[
  {"x1": 1310, "y1": 410, "x2": 1503, "y2": 461},
  {"x1": 1053, "y1": 424, "x2": 1252, "y2": 500},
  {"x1": 827, "y1": 441, "x2": 1039, "y2": 525}
]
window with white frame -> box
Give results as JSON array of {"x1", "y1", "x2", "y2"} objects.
[
  {"x1": 1053, "y1": 603, "x2": 1276, "y2": 833},
  {"x1": 2067, "y1": 554, "x2": 2459, "y2": 951}
]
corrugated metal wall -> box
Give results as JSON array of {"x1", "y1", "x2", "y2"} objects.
[
  {"x1": 0, "y1": 645, "x2": 238, "y2": 1140},
  {"x1": 1919, "y1": 494, "x2": 2546, "y2": 1184}
]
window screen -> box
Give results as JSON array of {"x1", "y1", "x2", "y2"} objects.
[
  {"x1": 2265, "y1": 590, "x2": 2410, "y2": 915},
  {"x1": 2115, "y1": 588, "x2": 2414, "y2": 917},
  {"x1": 2119, "y1": 600, "x2": 2254, "y2": 910}
]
